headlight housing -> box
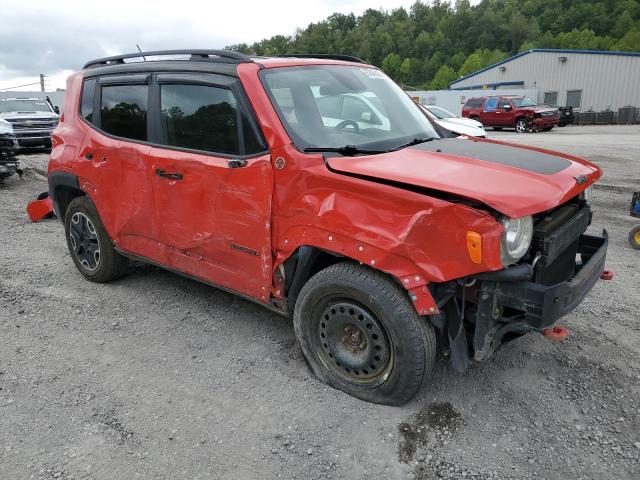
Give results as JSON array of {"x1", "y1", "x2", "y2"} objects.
[{"x1": 500, "y1": 215, "x2": 533, "y2": 266}]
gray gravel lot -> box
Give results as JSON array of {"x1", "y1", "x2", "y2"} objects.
[{"x1": 1, "y1": 125, "x2": 639, "y2": 480}]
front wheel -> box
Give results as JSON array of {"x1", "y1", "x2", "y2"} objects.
[
  {"x1": 515, "y1": 118, "x2": 530, "y2": 133},
  {"x1": 293, "y1": 262, "x2": 436, "y2": 405},
  {"x1": 64, "y1": 196, "x2": 129, "y2": 282}
]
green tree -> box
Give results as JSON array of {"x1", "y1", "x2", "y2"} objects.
[{"x1": 430, "y1": 65, "x2": 457, "y2": 89}]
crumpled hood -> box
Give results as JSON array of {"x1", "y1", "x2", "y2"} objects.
[
  {"x1": 530, "y1": 106, "x2": 558, "y2": 114},
  {"x1": 326, "y1": 137, "x2": 601, "y2": 218}
]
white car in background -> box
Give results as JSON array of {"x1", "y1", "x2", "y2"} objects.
[{"x1": 420, "y1": 104, "x2": 486, "y2": 138}]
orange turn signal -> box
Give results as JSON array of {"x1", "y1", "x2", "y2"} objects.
[{"x1": 466, "y1": 231, "x2": 482, "y2": 264}]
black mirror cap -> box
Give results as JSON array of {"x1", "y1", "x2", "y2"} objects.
[{"x1": 54, "y1": 106, "x2": 60, "y2": 114}]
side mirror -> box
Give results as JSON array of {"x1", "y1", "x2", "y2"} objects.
[
  {"x1": 503, "y1": 105, "x2": 511, "y2": 111},
  {"x1": 360, "y1": 111, "x2": 371, "y2": 122},
  {"x1": 54, "y1": 106, "x2": 60, "y2": 114}
]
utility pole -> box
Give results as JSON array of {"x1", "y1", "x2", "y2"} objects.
[{"x1": 40, "y1": 74, "x2": 45, "y2": 92}]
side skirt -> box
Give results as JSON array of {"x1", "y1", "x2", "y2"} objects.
[{"x1": 116, "y1": 249, "x2": 290, "y2": 318}]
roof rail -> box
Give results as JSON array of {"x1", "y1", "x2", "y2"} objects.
[
  {"x1": 279, "y1": 54, "x2": 366, "y2": 64},
  {"x1": 84, "y1": 49, "x2": 252, "y2": 69}
]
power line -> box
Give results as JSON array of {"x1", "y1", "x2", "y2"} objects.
[{"x1": 0, "y1": 81, "x2": 42, "y2": 92}]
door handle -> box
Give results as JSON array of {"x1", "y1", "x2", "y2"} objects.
[
  {"x1": 228, "y1": 159, "x2": 248, "y2": 169},
  {"x1": 155, "y1": 169, "x2": 183, "y2": 180}
]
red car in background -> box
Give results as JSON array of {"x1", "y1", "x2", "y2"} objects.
[{"x1": 462, "y1": 95, "x2": 560, "y2": 133}]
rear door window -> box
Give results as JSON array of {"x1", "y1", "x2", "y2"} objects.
[{"x1": 100, "y1": 85, "x2": 148, "y2": 141}]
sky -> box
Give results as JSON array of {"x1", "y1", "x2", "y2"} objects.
[{"x1": 0, "y1": 0, "x2": 425, "y2": 92}]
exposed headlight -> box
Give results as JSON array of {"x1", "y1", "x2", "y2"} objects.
[
  {"x1": 500, "y1": 216, "x2": 533, "y2": 266},
  {"x1": 580, "y1": 186, "x2": 592, "y2": 203}
]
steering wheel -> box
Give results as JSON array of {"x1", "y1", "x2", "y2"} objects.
[{"x1": 335, "y1": 120, "x2": 360, "y2": 134}]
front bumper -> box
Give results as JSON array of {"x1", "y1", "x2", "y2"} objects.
[
  {"x1": 495, "y1": 231, "x2": 607, "y2": 328},
  {"x1": 14, "y1": 128, "x2": 54, "y2": 147},
  {"x1": 531, "y1": 117, "x2": 559, "y2": 128}
]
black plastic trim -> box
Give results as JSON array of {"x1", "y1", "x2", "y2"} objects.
[{"x1": 48, "y1": 171, "x2": 81, "y2": 220}]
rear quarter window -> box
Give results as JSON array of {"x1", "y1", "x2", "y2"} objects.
[
  {"x1": 464, "y1": 98, "x2": 483, "y2": 109},
  {"x1": 80, "y1": 78, "x2": 96, "y2": 123}
]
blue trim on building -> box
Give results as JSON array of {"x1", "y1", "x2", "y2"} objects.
[
  {"x1": 450, "y1": 80, "x2": 524, "y2": 90},
  {"x1": 449, "y1": 48, "x2": 640, "y2": 86}
]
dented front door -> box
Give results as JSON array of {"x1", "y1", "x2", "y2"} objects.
[{"x1": 148, "y1": 147, "x2": 273, "y2": 299}]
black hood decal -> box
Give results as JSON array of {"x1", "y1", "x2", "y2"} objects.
[{"x1": 411, "y1": 138, "x2": 571, "y2": 175}]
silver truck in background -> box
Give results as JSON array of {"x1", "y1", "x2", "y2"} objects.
[{"x1": 0, "y1": 97, "x2": 59, "y2": 148}]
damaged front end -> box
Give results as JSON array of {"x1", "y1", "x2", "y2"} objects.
[
  {"x1": 432, "y1": 199, "x2": 608, "y2": 371},
  {"x1": 0, "y1": 122, "x2": 20, "y2": 181}
]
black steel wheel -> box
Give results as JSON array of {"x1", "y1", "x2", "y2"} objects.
[
  {"x1": 294, "y1": 262, "x2": 436, "y2": 405},
  {"x1": 64, "y1": 196, "x2": 128, "y2": 282},
  {"x1": 316, "y1": 300, "x2": 393, "y2": 387}
]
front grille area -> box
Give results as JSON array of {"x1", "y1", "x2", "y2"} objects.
[
  {"x1": 8, "y1": 119, "x2": 58, "y2": 130},
  {"x1": 530, "y1": 204, "x2": 591, "y2": 285}
]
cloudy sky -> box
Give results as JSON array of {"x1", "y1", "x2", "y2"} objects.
[{"x1": 0, "y1": 0, "x2": 424, "y2": 91}]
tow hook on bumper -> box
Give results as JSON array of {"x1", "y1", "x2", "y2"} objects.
[{"x1": 27, "y1": 192, "x2": 55, "y2": 222}]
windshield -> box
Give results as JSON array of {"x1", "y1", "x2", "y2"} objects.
[
  {"x1": 261, "y1": 65, "x2": 439, "y2": 153},
  {"x1": 0, "y1": 99, "x2": 53, "y2": 113},
  {"x1": 426, "y1": 106, "x2": 456, "y2": 119},
  {"x1": 511, "y1": 97, "x2": 537, "y2": 108}
]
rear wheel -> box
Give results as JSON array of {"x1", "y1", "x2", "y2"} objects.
[
  {"x1": 629, "y1": 226, "x2": 640, "y2": 250},
  {"x1": 293, "y1": 262, "x2": 436, "y2": 405},
  {"x1": 515, "y1": 118, "x2": 529, "y2": 133},
  {"x1": 64, "y1": 196, "x2": 128, "y2": 282}
]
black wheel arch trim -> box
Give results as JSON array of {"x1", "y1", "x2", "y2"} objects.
[{"x1": 49, "y1": 171, "x2": 82, "y2": 221}]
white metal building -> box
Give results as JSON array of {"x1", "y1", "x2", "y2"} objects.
[{"x1": 448, "y1": 49, "x2": 640, "y2": 112}]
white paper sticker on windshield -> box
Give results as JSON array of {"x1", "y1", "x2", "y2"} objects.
[{"x1": 360, "y1": 68, "x2": 385, "y2": 79}]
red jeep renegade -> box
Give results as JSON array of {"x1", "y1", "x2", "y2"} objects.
[
  {"x1": 462, "y1": 95, "x2": 560, "y2": 133},
  {"x1": 48, "y1": 50, "x2": 607, "y2": 405}
]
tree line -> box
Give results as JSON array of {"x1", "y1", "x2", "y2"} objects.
[{"x1": 227, "y1": 0, "x2": 640, "y2": 89}]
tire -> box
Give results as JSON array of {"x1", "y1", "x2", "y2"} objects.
[
  {"x1": 293, "y1": 262, "x2": 436, "y2": 405},
  {"x1": 64, "y1": 196, "x2": 128, "y2": 282},
  {"x1": 515, "y1": 118, "x2": 529, "y2": 133},
  {"x1": 629, "y1": 226, "x2": 640, "y2": 250}
]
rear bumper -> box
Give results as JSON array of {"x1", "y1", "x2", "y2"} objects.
[{"x1": 495, "y1": 231, "x2": 607, "y2": 328}]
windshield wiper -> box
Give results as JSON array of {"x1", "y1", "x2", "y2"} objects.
[
  {"x1": 303, "y1": 145, "x2": 386, "y2": 156},
  {"x1": 390, "y1": 137, "x2": 436, "y2": 151}
]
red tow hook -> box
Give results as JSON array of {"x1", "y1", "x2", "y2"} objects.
[
  {"x1": 600, "y1": 270, "x2": 614, "y2": 281},
  {"x1": 542, "y1": 325, "x2": 568, "y2": 342},
  {"x1": 26, "y1": 192, "x2": 55, "y2": 222}
]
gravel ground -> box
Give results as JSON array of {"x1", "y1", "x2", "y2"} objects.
[{"x1": 1, "y1": 125, "x2": 639, "y2": 480}]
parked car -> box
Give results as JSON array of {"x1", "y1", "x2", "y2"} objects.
[
  {"x1": 462, "y1": 96, "x2": 559, "y2": 133},
  {"x1": 558, "y1": 106, "x2": 575, "y2": 127},
  {"x1": 420, "y1": 104, "x2": 486, "y2": 137},
  {"x1": 48, "y1": 50, "x2": 607, "y2": 405},
  {"x1": 0, "y1": 97, "x2": 59, "y2": 148},
  {"x1": 0, "y1": 118, "x2": 19, "y2": 181}
]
